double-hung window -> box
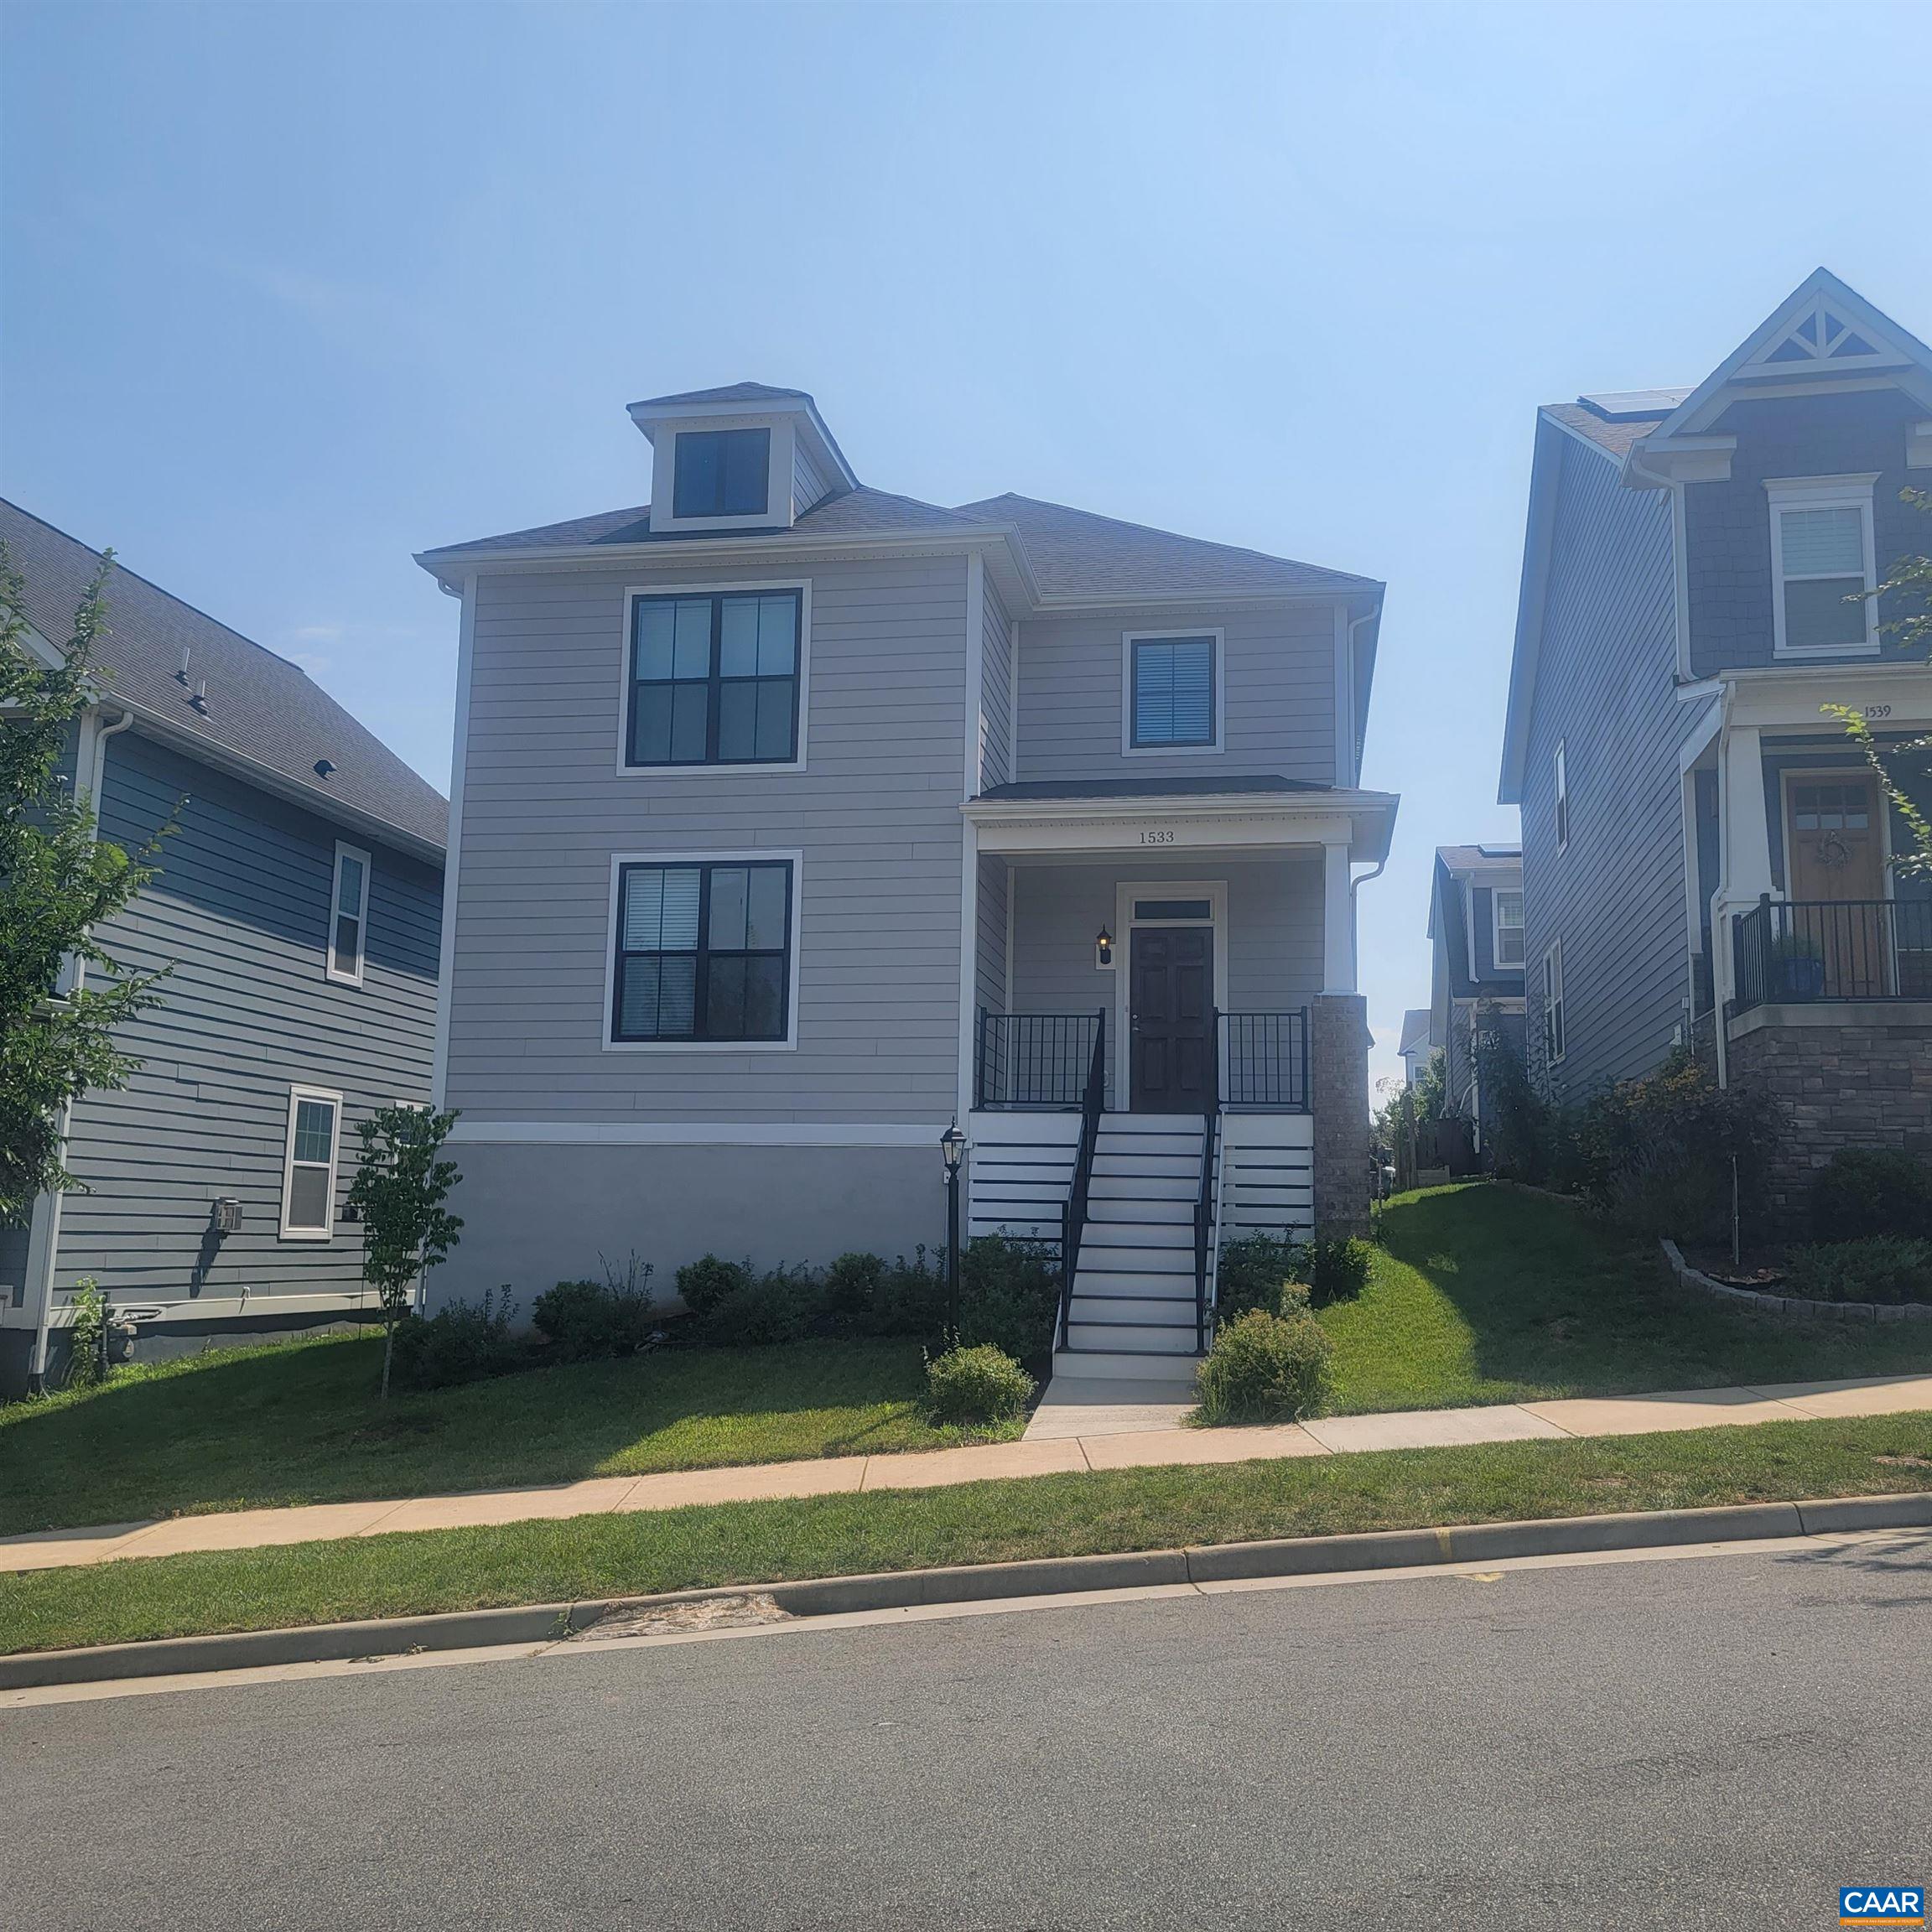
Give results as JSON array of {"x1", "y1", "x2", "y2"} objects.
[
  {"x1": 627, "y1": 589, "x2": 802, "y2": 767},
  {"x1": 611, "y1": 858, "x2": 795, "y2": 1045},
  {"x1": 280, "y1": 1087, "x2": 341, "y2": 1240},
  {"x1": 1493, "y1": 888, "x2": 1525, "y2": 969},
  {"x1": 328, "y1": 842, "x2": 371, "y2": 985},
  {"x1": 1125, "y1": 631, "x2": 1219, "y2": 752},
  {"x1": 673, "y1": 428, "x2": 771, "y2": 520},
  {"x1": 1768, "y1": 475, "x2": 1877, "y2": 657},
  {"x1": 1542, "y1": 943, "x2": 1566, "y2": 1066}
]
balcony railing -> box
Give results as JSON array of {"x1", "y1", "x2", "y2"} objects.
[
  {"x1": 974, "y1": 1010, "x2": 1105, "y2": 1109},
  {"x1": 1731, "y1": 896, "x2": 1932, "y2": 1014},
  {"x1": 1218, "y1": 1010, "x2": 1311, "y2": 1112}
]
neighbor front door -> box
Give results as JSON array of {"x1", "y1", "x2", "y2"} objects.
[
  {"x1": 1785, "y1": 774, "x2": 1888, "y2": 996},
  {"x1": 1129, "y1": 927, "x2": 1215, "y2": 1113}
]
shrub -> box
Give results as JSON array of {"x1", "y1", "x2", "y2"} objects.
[
  {"x1": 1810, "y1": 1149, "x2": 1932, "y2": 1244},
  {"x1": 701, "y1": 1265, "x2": 822, "y2": 1347},
  {"x1": 64, "y1": 1278, "x2": 110, "y2": 1390},
  {"x1": 675, "y1": 1254, "x2": 751, "y2": 1319},
  {"x1": 823, "y1": 1251, "x2": 886, "y2": 1329},
  {"x1": 1193, "y1": 1306, "x2": 1332, "y2": 1426},
  {"x1": 925, "y1": 1342, "x2": 1036, "y2": 1425},
  {"x1": 866, "y1": 1248, "x2": 948, "y2": 1338},
  {"x1": 1298, "y1": 1236, "x2": 1372, "y2": 1308},
  {"x1": 1215, "y1": 1233, "x2": 1300, "y2": 1323},
  {"x1": 390, "y1": 1288, "x2": 522, "y2": 1390},
  {"x1": 955, "y1": 1234, "x2": 1060, "y2": 1362},
  {"x1": 1575, "y1": 1051, "x2": 1780, "y2": 1243},
  {"x1": 532, "y1": 1262, "x2": 658, "y2": 1363},
  {"x1": 1784, "y1": 1236, "x2": 1932, "y2": 1306}
]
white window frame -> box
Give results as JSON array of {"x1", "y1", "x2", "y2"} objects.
[
  {"x1": 327, "y1": 841, "x2": 371, "y2": 987},
  {"x1": 1492, "y1": 886, "x2": 1525, "y2": 970},
  {"x1": 648, "y1": 417, "x2": 794, "y2": 536},
  {"x1": 602, "y1": 849, "x2": 804, "y2": 1053},
  {"x1": 278, "y1": 1085, "x2": 343, "y2": 1242},
  {"x1": 1542, "y1": 943, "x2": 1566, "y2": 1066},
  {"x1": 1766, "y1": 474, "x2": 1879, "y2": 660},
  {"x1": 1120, "y1": 628, "x2": 1226, "y2": 758},
  {"x1": 1554, "y1": 740, "x2": 1570, "y2": 853},
  {"x1": 615, "y1": 579, "x2": 812, "y2": 777}
]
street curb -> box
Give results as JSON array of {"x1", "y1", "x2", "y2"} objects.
[{"x1": 4, "y1": 1491, "x2": 1929, "y2": 1693}]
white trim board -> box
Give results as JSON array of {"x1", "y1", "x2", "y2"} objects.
[{"x1": 447, "y1": 1120, "x2": 951, "y2": 1147}]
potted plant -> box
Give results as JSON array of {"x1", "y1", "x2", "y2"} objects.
[{"x1": 1771, "y1": 927, "x2": 1826, "y2": 1000}]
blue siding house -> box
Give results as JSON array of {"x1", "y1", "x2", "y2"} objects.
[
  {"x1": 1426, "y1": 843, "x2": 1525, "y2": 1158},
  {"x1": 1, "y1": 502, "x2": 447, "y2": 1393},
  {"x1": 1500, "y1": 270, "x2": 1932, "y2": 1219}
]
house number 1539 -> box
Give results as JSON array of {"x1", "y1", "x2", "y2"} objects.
[{"x1": 1139, "y1": 828, "x2": 1176, "y2": 844}]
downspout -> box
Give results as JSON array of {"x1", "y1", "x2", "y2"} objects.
[
  {"x1": 1347, "y1": 856, "x2": 1387, "y2": 1002},
  {"x1": 25, "y1": 705, "x2": 133, "y2": 1390}
]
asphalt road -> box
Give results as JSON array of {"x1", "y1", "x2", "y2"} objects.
[{"x1": 3, "y1": 1536, "x2": 1929, "y2": 1931}]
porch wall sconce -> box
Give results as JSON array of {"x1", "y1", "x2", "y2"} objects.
[{"x1": 1094, "y1": 927, "x2": 1115, "y2": 970}]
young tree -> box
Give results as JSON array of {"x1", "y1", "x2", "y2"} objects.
[
  {"x1": 1827, "y1": 487, "x2": 1932, "y2": 877},
  {"x1": 0, "y1": 548, "x2": 166, "y2": 1224},
  {"x1": 345, "y1": 1104, "x2": 464, "y2": 1399}
]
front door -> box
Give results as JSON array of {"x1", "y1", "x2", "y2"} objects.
[
  {"x1": 1785, "y1": 774, "x2": 1888, "y2": 996},
  {"x1": 1129, "y1": 927, "x2": 1215, "y2": 1113}
]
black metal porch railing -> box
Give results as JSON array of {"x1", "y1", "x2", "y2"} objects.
[
  {"x1": 974, "y1": 1010, "x2": 1104, "y2": 1109},
  {"x1": 1731, "y1": 896, "x2": 1932, "y2": 1014},
  {"x1": 1218, "y1": 1010, "x2": 1311, "y2": 1111},
  {"x1": 1057, "y1": 1013, "x2": 1108, "y2": 1350}
]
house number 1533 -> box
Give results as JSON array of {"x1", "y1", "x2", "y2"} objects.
[{"x1": 1139, "y1": 828, "x2": 1176, "y2": 844}]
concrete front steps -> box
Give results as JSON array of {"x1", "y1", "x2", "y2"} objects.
[{"x1": 1054, "y1": 1114, "x2": 1208, "y2": 1392}]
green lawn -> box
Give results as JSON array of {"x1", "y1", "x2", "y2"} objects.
[
  {"x1": 1325, "y1": 1184, "x2": 1932, "y2": 1413},
  {"x1": 5, "y1": 1409, "x2": 1929, "y2": 1655},
  {"x1": 0, "y1": 1336, "x2": 1015, "y2": 1537}
]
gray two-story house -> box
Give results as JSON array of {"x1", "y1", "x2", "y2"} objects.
[
  {"x1": 1500, "y1": 269, "x2": 1932, "y2": 1218},
  {"x1": 1426, "y1": 842, "x2": 1525, "y2": 1161},
  {"x1": 0, "y1": 502, "x2": 446, "y2": 1394},
  {"x1": 418, "y1": 383, "x2": 1394, "y2": 1387}
]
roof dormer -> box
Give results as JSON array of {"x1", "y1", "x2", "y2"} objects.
[{"x1": 626, "y1": 382, "x2": 858, "y2": 536}]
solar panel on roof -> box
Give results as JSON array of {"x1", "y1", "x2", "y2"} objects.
[
  {"x1": 1477, "y1": 844, "x2": 1520, "y2": 859},
  {"x1": 1575, "y1": 388, "x2": 1694, "y2": 423}
]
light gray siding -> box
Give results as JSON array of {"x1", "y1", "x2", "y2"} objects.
[
  {"x1": 792, "y1": 437, "x2": 836, "y2": 518},
  {"x1": 446, "y1": 553, "x2": 972, "y2": 1124},
  {"x1": 979, "y1": 583, "x2": 1013, "y2": 789},
  {"x1": 52, "y1": 728, "x2": 442, "y2": 1307},
  {"x1": 1015, "y1": 601, "x2": 1340, "y2": 786},
  {"x1": 1521, "y1": 435, "x2": 1711, "y2": 1102}
]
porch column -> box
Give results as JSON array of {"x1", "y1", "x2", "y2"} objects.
[
  {"x1": 1322, "y1": 841, "x2": 1354, "y2": 995},
  {"x1": 1714, "y1": 724, "x2": 1774, "y2": 1015},
  {"x1": 1310, "y1": 994, "x2": 1371, "y2": 1238}
]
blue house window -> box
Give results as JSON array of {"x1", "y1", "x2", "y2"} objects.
[
  {"x1": 612, "y1": 859, "x2": 793, "y2": 1044},
  {"x1": 673, "y1": 428, "x2": 770, "y2": 519},
  {"x1": 1128, "y1": 633, "x2": 1218, "y2": 750},
  {"x1": 627, "y1": 589, "x2": 802, "y2": 767}
]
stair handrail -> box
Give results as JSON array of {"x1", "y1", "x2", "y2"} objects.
[
  {"x1": 1193, "y1": 1078, "x2": 1221, "y2": 1355},
  {"x1": 1057, "y1": 1007, "x2": 1107, "y2": 1349}
]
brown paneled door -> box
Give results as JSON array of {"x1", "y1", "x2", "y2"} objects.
[
  {"x1": 1785, "y1": 775, "x2": 1888, "y2": 996},
  {"x1": 1129, "y1": 927, "x2": 1215, "y2": 1113}
]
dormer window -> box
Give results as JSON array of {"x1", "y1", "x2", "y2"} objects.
[
  {"x1": 673, "y1": 428, "x2": 771, "y2": 520},
  {"x1": 1767, "y1": 475, "x2": 1877, "y2": 657}
]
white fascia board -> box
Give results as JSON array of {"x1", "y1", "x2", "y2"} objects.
[
  {"x1": 1032, "y1": 583, "x2": 1383, "y2": 615},
  {"x1": 964, "y1": 788, "x2": 1397, "y2": 864},
  {"x1": 1499, "y1": 417, "x2": 1563, "y2": 804},
  {"x1": 1718, "y1": 661, "x2": 1932, "y2": 730},
  {"x1": 1622, "y1": 435, "x2": 1735, "y2": 488},
  {"x1": 624, "y1": 395, "x2": 858, "y2": 487}
]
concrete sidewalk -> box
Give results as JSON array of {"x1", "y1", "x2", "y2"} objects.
[{"x1": 5, "y1": 1373, "x2": 1930, "y2": 1576}]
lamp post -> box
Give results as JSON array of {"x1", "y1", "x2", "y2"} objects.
[{"x1": 940, "y1": 1121, "x2": 967, "y2": 1333}]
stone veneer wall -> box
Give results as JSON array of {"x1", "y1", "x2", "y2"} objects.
[
  {"x1": 1727, "y1": 1010, "x2": 1932, "y2": 1229},
  {"x1": 1310, "y1": 993, "x2": 1371, "y2": 1237}
]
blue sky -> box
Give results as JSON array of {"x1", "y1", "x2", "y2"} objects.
[{"x1": 3, "y1": 1, "x2": 1927, "y2": 1094}]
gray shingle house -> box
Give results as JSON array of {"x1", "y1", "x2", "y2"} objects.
[
  {"x1": 0, "y1": 502, "x2": 446, "y2": 1394},
  {"x1": 418, "y1": 384, "x2": 1394, "y2": 1388},
  {"x1": 1426, "y1": 843, "x2": 1525, "y2": 1156},
  {"x1": 1499, "y1": 269, "x2": 1932, "y2": 1218}
]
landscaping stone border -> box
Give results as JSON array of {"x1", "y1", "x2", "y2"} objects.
[
  {"x1": 1659, "y1": 1239, "x2": 1932, "y2": 1324},
  {"x1": 6, "y1": 1492, "x2": 1929, "y2": 1692}
]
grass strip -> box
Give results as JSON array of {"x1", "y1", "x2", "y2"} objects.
[{"x1": 6, "y1": 1410, "x2": 1929, "y2": 1657}]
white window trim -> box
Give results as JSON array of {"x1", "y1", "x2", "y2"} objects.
[
  {"x1": 648, "y1": 417, "x2": 795, "y2": 535},
  {"x1": 1120, "y1": 627, "x2": 1226, "y2": 758},
  {"x1": 1491, "y1": 886, "x2": 1525, "y2": 971},
  {"x1": 1554, "y1": 740, "x2": 1570, "y2": 854},
  {"x1": 326, "y1": 841, "x2": 371, "y2": 987},
  {"x1": 1766, "y1": 474, "x2": 1880, "y2": 660},
  {"x1": 1542, "y1": 942, "x2": 1566, "y2": 1066},
  {"x1": 278, "y1": 1085, "x2": 344, "y2": 1243},
  {"x1": 602, "y1": 849, "x2": 804, "y2": 1053},
  {"x1": 615, "y1": 579, "x2": 812, "y2": 777}
]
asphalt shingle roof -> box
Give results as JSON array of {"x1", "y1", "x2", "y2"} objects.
[
  {"x1": 627, "y1": 382, "x2": 813, "y2": 410},
  {"x1": 2, "y1": 500, "x2": 446, "y2": 854},
  {"x1": 1543, "y1": 389, "x2": 1694, "y2": 460},
  {"x1": 954, "y1": 493, "x2": 1382, "y2": 600},
  {"x1": 1435, "y1": 843, "x2": 1519, "y2": 872},
  {"x1": 1398, "y1": 1009, "x2": 1432, "y2": 1057}
]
